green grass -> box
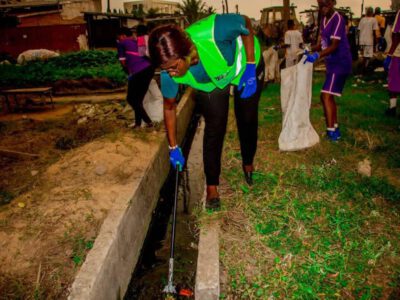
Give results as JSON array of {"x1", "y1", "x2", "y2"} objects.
[{"x1": 220, "y1": 72, "x2": 400, "y2": 299}]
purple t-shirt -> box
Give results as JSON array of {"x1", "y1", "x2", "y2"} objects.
[
  {"x1": 117, "y1": 38, "x2": 151, "y2": 75},
  {"x1": 321, "y1": 11, "x2": 352, "y2": 74}
]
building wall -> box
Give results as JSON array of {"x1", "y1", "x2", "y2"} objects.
[
  {"x1": 123, "y1": 0, "x2": 178, "y2": 14},
  {"x1": 18, "y1": 12, "x2": 85, "y2": 27},
  {"x1": 151, "y1": 0, "x2": 179, "y2": 14},
  {"x1": 0, "y1": 23, "x2": 86, "y2": 57},
  {"x1": 0, "y1": 0, "x2": 101, "y2": 20},
  {"x1": 123, "y1": 1, "x2": 143, "y2": 14},
  {"x1": 61, "y1": 0, "x2": 102, "y2": 20}
]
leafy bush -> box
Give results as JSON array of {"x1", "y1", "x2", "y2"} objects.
[
  {"x1": 46, "y1": 50, "x2": 119, "y2": 69},
  {"x1": 0, "y1": 50, "x2": 126, "y2": 88}
]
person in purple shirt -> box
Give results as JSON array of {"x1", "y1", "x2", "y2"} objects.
[
  {"x1": 117, "y1": 27, "x2": 154, "y2": 129},
  {"x1": 383, "y1": 10, "x2": 400, "y2": 117},
  {"x1": 305, "y1": 0, "x2": 352, "y2": 141}
]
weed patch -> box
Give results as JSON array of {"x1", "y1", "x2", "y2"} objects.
[{"x1": 220, "y1": 73, "x2": 400, "y2": 299}]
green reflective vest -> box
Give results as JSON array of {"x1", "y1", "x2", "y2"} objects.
[{"x1": 173, "y1": 14, "x2": 261, "y2": 92}]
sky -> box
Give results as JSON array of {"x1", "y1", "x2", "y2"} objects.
[
  {"x1": 199, "y1": 0, "x2": 391, "y2": 19},
  {"x1": 103, "y1": 0, "x2": 392, "y2": 20}
]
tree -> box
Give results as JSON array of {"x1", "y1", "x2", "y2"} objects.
[
  {"x1": 178, "y1": 0, "x2": 208, "y2": 24},
  {"x1": 206, "y1": 6, "x2": 216, "y2": 15},
  {"x1": 146, "y1": 8, "x2": 159, "y2": 18},
  {"x1": 132, "y1": 4, "x2": 145, "y2": 18}
]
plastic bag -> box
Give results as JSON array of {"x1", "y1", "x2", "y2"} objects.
[
  {"x1": 17, "y1": 49, "x2": 59, "y2": 65},
  {"x1": 278, "y1": 57, "x2": 319, "y2": 151},
  {"x1": 143, "y1": 79, "x2": 163, "y2": 122},
  {"x1": 263, "y1": 47, "x2": 280, "y2": 82}
]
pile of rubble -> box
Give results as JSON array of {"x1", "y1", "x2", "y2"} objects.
[{"x1": 73, "y1": 102, "x2": 133, "y2": 125}]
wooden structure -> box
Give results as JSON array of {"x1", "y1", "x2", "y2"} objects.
[
  {"x1": 84, "y1": 12, "x2": 187, "y2": 49},
  {"x1": 1, "y1": 87, "x2": 54, "y2": 113}
]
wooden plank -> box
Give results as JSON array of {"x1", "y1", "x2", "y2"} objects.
[
  {"x1": 0, "y1": 148, "x2": 40, "y2": 158},
  {"x1": 1, "y1": 87, "x2": 52, "y2": 94}
]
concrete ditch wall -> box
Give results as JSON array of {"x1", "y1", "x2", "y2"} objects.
[
  {"x1": 68, "y1": 88, "x2": 195, "y2": 300},
  {"x1": 194, "y1": 121, "x2": 220, "y2": 300},
  {"x1": 195, "y1": 198, "x2": 220, "y2": 300}
]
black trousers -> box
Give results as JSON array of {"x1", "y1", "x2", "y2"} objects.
[
  {"x1": 197, "y1": 62, "x2": 265, "y2": 185},
  {"x1": 127, "y1": 66, "x2": 155, "y2": 126}
]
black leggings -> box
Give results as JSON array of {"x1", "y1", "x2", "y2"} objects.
[
  {"x1": 197, "y1": 62, "x2": 265, "y2": 185},
  {"x1": 127, "y1": 66, "x2": 155, "y2": 126}
]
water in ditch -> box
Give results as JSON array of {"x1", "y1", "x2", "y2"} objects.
[{"x1": 124, "y1": 111, "x2": 203, "y2": 300}]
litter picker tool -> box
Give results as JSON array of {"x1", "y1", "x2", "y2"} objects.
[{"x1": 163, "y1": 165, "x2": 180, "y2": 295}]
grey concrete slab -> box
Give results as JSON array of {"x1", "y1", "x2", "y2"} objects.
[
  {"x1": 195, "y1": 209, "x2": 220, "y2": 300},
  {"x1": 192, "y1": 119, "x2": 221, "y2": 300},
  {"x1": 68, "y1": 88, "x2": 195, "y2": 300},
  {"x1": 187, "y1": 119, "x2": 205, "y2": 210}
]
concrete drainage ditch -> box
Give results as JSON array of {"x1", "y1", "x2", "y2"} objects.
[{"x1": 68, "y1": 88, "x2": 220, "y2": 300}]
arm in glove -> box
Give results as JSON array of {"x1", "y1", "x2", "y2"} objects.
[
  {"x1": 304, "y1": 52, "x2": 320, "y2": 64},
  {"x1": 238, "y1": 63, "x2": 257, "y2": 99},
  {"x1": 383, "y1": 56, "x2": 392, "y2": 72},
  {"x1": 169, "y1": 147, "x2": 185, "y2": 171}
]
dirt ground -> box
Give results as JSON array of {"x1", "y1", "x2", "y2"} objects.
[{"x1": 0, "y1": 100, "x2": 163, "y2": 299}]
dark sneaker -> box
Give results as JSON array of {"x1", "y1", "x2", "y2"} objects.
[
  {"x1": 205, "y1": 198, "x2": 220, "y2": 211},
  {"x1": 243, "y1": 171, "x2": 253, "y2": 185},
  {"x1": 326, "y1": 130, "x2": 339, "y2": 142},
  {"x1": 385, "y1": 107, "x2": 397, "y2": 117},
  {"x1": 128, "y1": 122, "x2": 141, "y2": 129},
  {"x1": 335, "y1": 127, "x2": 341, "y2": 140}
]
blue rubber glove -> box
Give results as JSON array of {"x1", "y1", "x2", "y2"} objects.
[
  {"x1": 169, "y1": 146, "x2": 184, "y2": 171},
  {"x1": 238, "y1": 63, "x2": 257, "y2": 99},
  {"x1": 383, "y1": 56, "x2": 392, "y2": 72},
  {"x1": 304, "y1": 52, "x2": 320, "y2": 64}
]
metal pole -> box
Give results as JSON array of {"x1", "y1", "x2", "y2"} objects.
[
  {"x1": 361, "y1": 0, "x2": 365, "y2": 17},
  {"x1": 283, "y1": 0, "x2": 290, "y2": 31},
  {"x1": 163, "y1": 168, "x2": 180, "y2": 294}
]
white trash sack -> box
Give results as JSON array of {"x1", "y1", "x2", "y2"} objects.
[
  {"x1": 278, "y1": 56, "x2": 319, "y2": 151},
  {"x1": 17, "y1": 49, "x2": 59, "y2": 65},
  {"x1": 143, "y1": 79, "x2": 164, "y2": 122}
]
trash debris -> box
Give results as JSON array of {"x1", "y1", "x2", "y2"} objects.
[
  {"x1": 74, "y1": 103, "x2": 128, "y2": 124},
  {"x1": 179, "y1": 288, "x2": 194, "y2": 297},
  {"x1": 95, "y1": 164, "x2": 107, "y2": 176},
  {"x1": 77, "y1": 117, "x2": 88, "y2": 125},
  {"x1": 17, "y1": 49, "x2": 59, "y2": 65},
  {"x1": 357, "y1": 159, "x2": 371, "y2": 177},
  {"x1": 18, "y1": 202, "x2": 26, "y2": 208}
]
